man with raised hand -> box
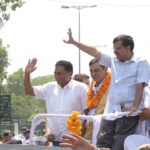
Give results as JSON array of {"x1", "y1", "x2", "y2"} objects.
[
  {"x1": 24, "y1": 58, "x2": 88, "y2": 146},
  {"x1": 63, "y1": 29, "x2": 150, "y2": 150}
]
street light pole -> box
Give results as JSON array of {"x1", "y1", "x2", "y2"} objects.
[
  {"x1": 61, "y1": 5, "x2": 97, "y2": 73},
  {"x1": 78, "y1": 7, "x2": 81, "y2": 73},
  {"x1": 0, "y1": 17, "x2": 4, "y2": 29}
]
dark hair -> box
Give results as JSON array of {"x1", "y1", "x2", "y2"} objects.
[
  {"x1": 55, "y1": 60, "x2": 73, "y2": 73},
  {"x1": 89, "y1": 58, "x2": 105, "y2": 69},
  {"x1": 113, "y1": 34, "x2": 134, "y2": 51},
  {"x1": 73, "y1": 74, "x2": 89, "y2": 82},
  {"x1": 3, "y1": 133, "x2": 9, "y2": 136},
  {"x1": 73, "y1": 75, "x2": 82, "y2": 82},
  {"x1": 24, "y1": 129, "x2": 30, "y2": 134},
  {"x1": 21, "y1": 127, "x2": 28, "y2": 131},
  {"x1": 7, "y1": 140, "x2": 22, "y2": 144}
]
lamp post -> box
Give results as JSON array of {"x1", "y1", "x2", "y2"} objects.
[
  {"x1": 61, "y1": 5, "x2": 97, "y2": 73},
  {"x1": 0, "y1": 17, "x2": 4, "y2": 29}
]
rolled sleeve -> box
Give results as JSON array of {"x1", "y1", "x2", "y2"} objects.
[{"x1": 99, "y1": 53, "x2": 112, "y2": 68}]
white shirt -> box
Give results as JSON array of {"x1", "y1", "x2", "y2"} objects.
[
  {"x1": 124, "y1": 134, "x2": 150, "y2": 150},
  {"x1": 22, "y1": 138, "x2": 30, "y2": 145},
  {"x1": 33, "y1": 136, "x2": 47, "y2": 145},
  {"x1": 13, "y1": 134, "x2": 25, "y2": 143},
  {"x1": 33, "y1": 79, "x2": 88, "y2": 141},
  {"x1": 99, "y1": 53, "x2": 150, "y2": 113}
]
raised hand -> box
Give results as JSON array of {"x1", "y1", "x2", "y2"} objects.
[
  {"x1": 60, "y1": 133, "x2": 110, "y2": 150},
  {"x1": 63, "y1": 28, "x2": 75, "y2": 44},
  {"x1": 60, "y1": 133, "x2": 96, "y2": 150},
  {"x1": 25, "y1": 58, "x2": 37, "y2": 74}
]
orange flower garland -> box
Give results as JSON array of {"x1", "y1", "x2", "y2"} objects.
[
  {"x1": 67, "y1": 111, "x2": 82, "y2": 135},
  {"x1": 87, "y1": 71, "x2": 111, "y2": 109}
]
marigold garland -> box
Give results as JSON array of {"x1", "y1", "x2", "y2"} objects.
[
  {"x1": 66, "y1": 111, "x2": 82, "y2": 135},
  {"x1": 87, "y1": 71, "x2": 111, "y2": 109}
]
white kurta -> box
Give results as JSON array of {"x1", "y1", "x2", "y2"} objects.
[
  {"x1": 124, "y1": 134, "x2": 150, "y2": 150},
  {"x1": 33, "y1": 79, "x2": 88, "y2": 141}
]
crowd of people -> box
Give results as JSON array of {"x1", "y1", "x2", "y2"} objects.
[
  {"x1": 1, "y1": 28, "x2": 150, "y2": 150},
  {"x1": 0, "y1": 121, "x2": 55, "y2": 146}
]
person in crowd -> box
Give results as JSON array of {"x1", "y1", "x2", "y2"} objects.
[
  {"x1": 60, "y1": 133, "x2": 110, "y2": 150},
  {"x1": 22, "y1": 127, "x2": 54, "y2": 146},
  {"x1": 21, "y1": 129, "x2": 30, "y2": 145},
  {"x1": 24, "y1": 59, "x2": 88, "y2": 146},
  {"x1": 13, "y1": 126, "x2": 28, "y2": 143},
  {"x1": 73, "y1": 74, "x2": 90, "y2": 85},
  {"x1": 124, "y1": 106, "x2": 150, "y2": 150},
  {"x1": 33, "y1": 118, "x2": 54, "y2": 146},
  {"x1": 63, "y1": 28, "x2": 150, "y2": 149},
  {"x1": 2, "y1": 130, "x2": 12, "y2": 144},
  {"x1": 82, "y1": 58, "x2": 111, "y2": 141},
  {"x1": 33, "y1": 133, "x2": 55, "y2": 146},
  {"x1": 0, "y1": 135, "x2": 2, "y2": 144}
]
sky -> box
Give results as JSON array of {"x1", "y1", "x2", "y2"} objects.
[{"x1": 0, "y1": 0, "x2": 150, "y2": 78}]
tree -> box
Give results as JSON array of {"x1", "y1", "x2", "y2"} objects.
[
  {"x1": 0, "y1": 39, "x2": 9, "y2": 94},
  {"x1": 11, "y1": 93, "x2": 45, "y2": 120},
  {"x1": 0, "y1": 40, "x2": 9, "y2": 78},
  {"x1": 6, "y1": 68, "x2": 24, "y2": 96},
  {"x1": 4, "y1": 71, "x2": 52, "y2": 121},
  {"x1": 0, "y1": 0, "x2": 25, "y2": 21},
  {"x1": 32, "y1": 75, "x2": 55, "y2": 85}
]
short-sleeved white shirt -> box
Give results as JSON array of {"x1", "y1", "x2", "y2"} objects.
[
  {"x1": 33, "y1": 79, "x2": 88, "y2": 140},
  {"x1": 99, "y1": 53, "x2": 150, "y2": 113}
]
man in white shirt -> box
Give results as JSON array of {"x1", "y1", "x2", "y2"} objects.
[
  {"x1": 24, "y1": 59, "x2": 88, "y2": 146},
  {"x1": 124, "y1": 106, "x2": 150, "y2": 150},
  {"x1": 63, "y1": 29, "x2": 150, "y2": 150},
  {"x1": 13, "y1": 126, "x2": 28, "y2": 144},
  {"x1": 123, "y1": 86, "x2": 150, "y2": 150}
]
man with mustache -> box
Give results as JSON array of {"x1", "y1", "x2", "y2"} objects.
[{"x1": 63, "y1": 29, "x2": 150, "y2": 150}]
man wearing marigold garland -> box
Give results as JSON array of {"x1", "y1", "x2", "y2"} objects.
[
  {"x1": 83, "y1": 58, "x2": 111, "y2": 141},
  {"x1": 63, "y1": 28, "x2": 150, "y2": 150}
]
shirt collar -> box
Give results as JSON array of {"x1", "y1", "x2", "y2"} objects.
[
  {"x1": 128, "y1": 53, "x2": 137, "y2": 62},
  {"x1": 57, "y1": 79, "x2": 73, "y2": 89},
  {"x1": 66, "y1": 79, "x2": 74, "y2": 89}
]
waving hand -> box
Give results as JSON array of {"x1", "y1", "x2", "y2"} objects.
[
  {"x1": 25, "y1": 58, "x2": 37, "y2": 74},
  {"x1": 63, "y1": 28, "x2": 75, "y2": 44}
]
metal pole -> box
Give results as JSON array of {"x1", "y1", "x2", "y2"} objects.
[
  {"x1": 61, "y1": 5, "x2": 97, "y2": 74},
  {"x1": 0, "y1": 17, "x2": 4, "y2": 29},
  {"x1": 78, "y1": 7, "x2": 81, "y2": 73}
]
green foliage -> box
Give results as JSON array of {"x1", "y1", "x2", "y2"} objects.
[
  {"x1": 6, "y1": 68, "x2": 24, "y2": 96},
  {"x1": 0, "y1": 0, "x2": 25, "y2": 21},
  {"x1": 0, "y1": 44, "x2": 10, "y2": 95},
  {"x1": 3, "y1": 71, "x2": 54, "y2": 121},
  {"x1": 32, "y1": 75, "x2": 55, "y2": 85},
  {"x1": 11, "y1": 93, "x2": 45, "y2": 120},
  {"x1": 0, "y1": 45, "x2": 9, "y2": 81}
]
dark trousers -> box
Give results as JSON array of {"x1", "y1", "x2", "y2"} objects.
[
  {"x1": 53, "y1": 141, "x2": 60, "y2": 147},
  {"x1": 96, "y1": 115, "x2": 139, "y2": 150}
]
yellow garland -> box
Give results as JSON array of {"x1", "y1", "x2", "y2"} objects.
[
  {"x1": 87, "y1": 71, "x2": 111, "y2": 109},
  {"x1": 66, "y1": 111, "x2": 82, "y2": 135}
]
